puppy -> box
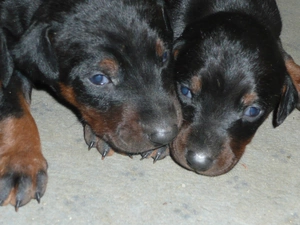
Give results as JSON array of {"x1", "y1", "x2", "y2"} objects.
[
  {"x1": 166, "y1": 0, "x2": 299, "y2": 176},
  {"x1": 0, "y1": 0, "x2": 181, "y2": 209}
]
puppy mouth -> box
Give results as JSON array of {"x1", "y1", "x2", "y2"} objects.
[
  {"x1": 86, "y1": 121, "x2": 177, "y2": 154},
  {"x1": 59, "y1": 81, "x2": 181, "y2": 153},
  {"x1": 193, "y1": 153, "x2": 238, "y2": 176},
  {"x1": 185, "y1": 148, "x2": 238, "y2": 176},
  {"x1": 170, "y1": 129, "x2": 244, "y2": 176},
  {"x1": 112, "y1": 126, "x2": 178, "y2": 153}
]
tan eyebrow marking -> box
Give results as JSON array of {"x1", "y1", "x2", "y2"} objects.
[
  {"x1": 156, "y1": 39, "x2": 165, "y2": 57},
  {"x1": 242, "y1": 92, "x2": 258, "y2": 105},
  {"x1": 173, "y1": 49, "x2": 180, "y2": 60},
  {"x1": 191, "y1": 76, "x2": 202, "y2": 94},
  {"x1": 99, "y1": 58, "x2": 119, "y2": 77}
]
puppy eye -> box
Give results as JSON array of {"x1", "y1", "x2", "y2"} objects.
[
  {"x1": 180, "y1": 85, "x2": 192, "y2": 98},
  {"x1": 244, "y1": 106, "x2": 260, "y2": 117},
  {"x1": 243, "y1": 106, "x2": 261, "y2": 121},
  {"x1": 162, "y1": 51, "x2": 169, "y2": 63},
  {"x1": 89, "y1": 73, "x2": 110, "y2": 85}
]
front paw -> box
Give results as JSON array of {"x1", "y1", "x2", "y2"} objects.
[
  {"x1": 0, "y1": 131, "x2": 48, "y2": 211},
  {"x1": 140, "y1": 146, "x2": 170, "y2": 163},
  {"x1": 0, "y1": 73, "x2": 48, "y2": 211},
  {"x1": 0, "y1": 109, "x2": 48, "y2": 211},
  {"x1": 0, "y1": 163, "x2": 48, "y2": 211},
  {"x1": 84, "y1": 124, "x2": 115, "y2": 159}
]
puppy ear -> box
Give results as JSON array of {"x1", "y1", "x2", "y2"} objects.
[
  {"x1": 273, "y1": 74, "x2": 298, "y2": 127},
  {"x1": 284, "y1": 55, "x2": 300, "y2": 110},
  {"x1": 13, "y1": 22, "x2": 58, "y2": 82},
  {"x1": 0, "y1": 29, "x2": 13, "y2": 88}
]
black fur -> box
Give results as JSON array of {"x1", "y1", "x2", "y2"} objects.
[
  {"x1": 2, "y1": 0, "x2": 182, "y2": 153},
  {"x1": 168, "y1": 0, "x2": 298, "y2": 176},
  {"x1": 0, "y1": 0, "x2": 181, "y2": 209}
]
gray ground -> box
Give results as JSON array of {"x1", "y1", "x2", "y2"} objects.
[{"x1": 1, "y1": 0, "x2": 300, "y2": 224}]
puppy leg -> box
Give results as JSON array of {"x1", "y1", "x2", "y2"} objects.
[{"x1": 0, "y1": 75, "x2": 47, "y2": 211}]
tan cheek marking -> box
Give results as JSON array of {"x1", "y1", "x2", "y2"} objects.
[
  {"x1": 229, "y1": 136, "x2": 253, "y2": 161},
  {"x1": 205, "y1": 137, "x2": 254, "y2": 176},
  {"x1": 59, "y1": 84, "x2": 122, "y2": 134},
  {"x1": 191, "y1": 76, "x2": 202, "y2": 94},
  {"x1": 170, "y1": 123, "x2": 193, "y2": 170},
  {"x1": 99, "y1": 58, "x2": 119, "y2": 77},
  {"x1": 81, "y1": 107, "x2": 122, "y2": 134},
  {"x1": 242, "y1": 92, "x2": 258, "y2": 105},
  {"x1": 59, "y1": 83, "x2": 77, "y2": 106}
]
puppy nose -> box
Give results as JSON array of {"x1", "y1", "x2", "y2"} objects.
[
  {"x1": 186, "y1": 150, "x2": 213, "y2": 172},
  {"x1": 149, "y1": 125, "x2": 178, "y2": 145}
]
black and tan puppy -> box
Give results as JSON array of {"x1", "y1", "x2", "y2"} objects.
[
  {"x1": 0, "y1": 0, "x2": 181, "y2": 209},
  {"x1": 166, "y1": 0, "x2": 299, "y2": 176}
]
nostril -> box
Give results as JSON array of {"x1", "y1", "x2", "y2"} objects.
[
  {"x1": 186, "y1": 150, "x2": 213, "y2": 172},
  {"x1": 149, "y1": 125, "x2": 178, "y2": 145}
]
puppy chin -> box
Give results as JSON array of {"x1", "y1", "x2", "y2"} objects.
[{"x1": 171, "y1": 135, "x2": 248, "y2": 176}]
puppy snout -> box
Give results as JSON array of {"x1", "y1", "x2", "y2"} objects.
[
  {"x1": 186, "y1": 150, "x2": 213, "y2": 172},
  {"x1": 149, "y1": 125, "x2": 178, "y2": 146}
]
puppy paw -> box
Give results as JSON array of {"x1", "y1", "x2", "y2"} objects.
[
  {"x1": 84, "y1": 124, "x2": 115, "y2": 159},
  {"x1": 0, "y1": 162, "x2": 48, "y2": 211},
  {"x1": 0, "y1": 119, "x2": 48, "y2": 211},
  {"x1": 140, "y1": 146, "x2": 170, "y2": 163}
]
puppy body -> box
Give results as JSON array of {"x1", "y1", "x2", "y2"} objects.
[
  {"x1": 0, "y1": 0, "x2": 181, "y2": 209},
  {"x1": 167, "y1": 0, "x2": 298, "y2": 175}
]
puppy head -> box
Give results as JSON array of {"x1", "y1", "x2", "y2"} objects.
[
  {"x1": 13, "y1": 0, "x2": 181, "y2": 153},
  {"x1": 171, "y1": 13, "x2": 298, "y2": 176}
]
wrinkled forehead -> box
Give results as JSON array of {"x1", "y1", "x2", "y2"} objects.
[
  {"x1": 177, "y1": 35, "x2": 285, "y2": 94},
  {"x1": 50, "y1": 10, "x2": 171, "y2": 71},
  {"x1": 50, "y1": 0, "x2": 171, "y2": 43},
  {"x1": 177, "y1": 46, "x2": 257, "y2": 90}
]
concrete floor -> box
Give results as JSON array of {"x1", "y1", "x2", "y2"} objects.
[{"x1": 1, "y1": 0, "x2": 300, "y2": 224}]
